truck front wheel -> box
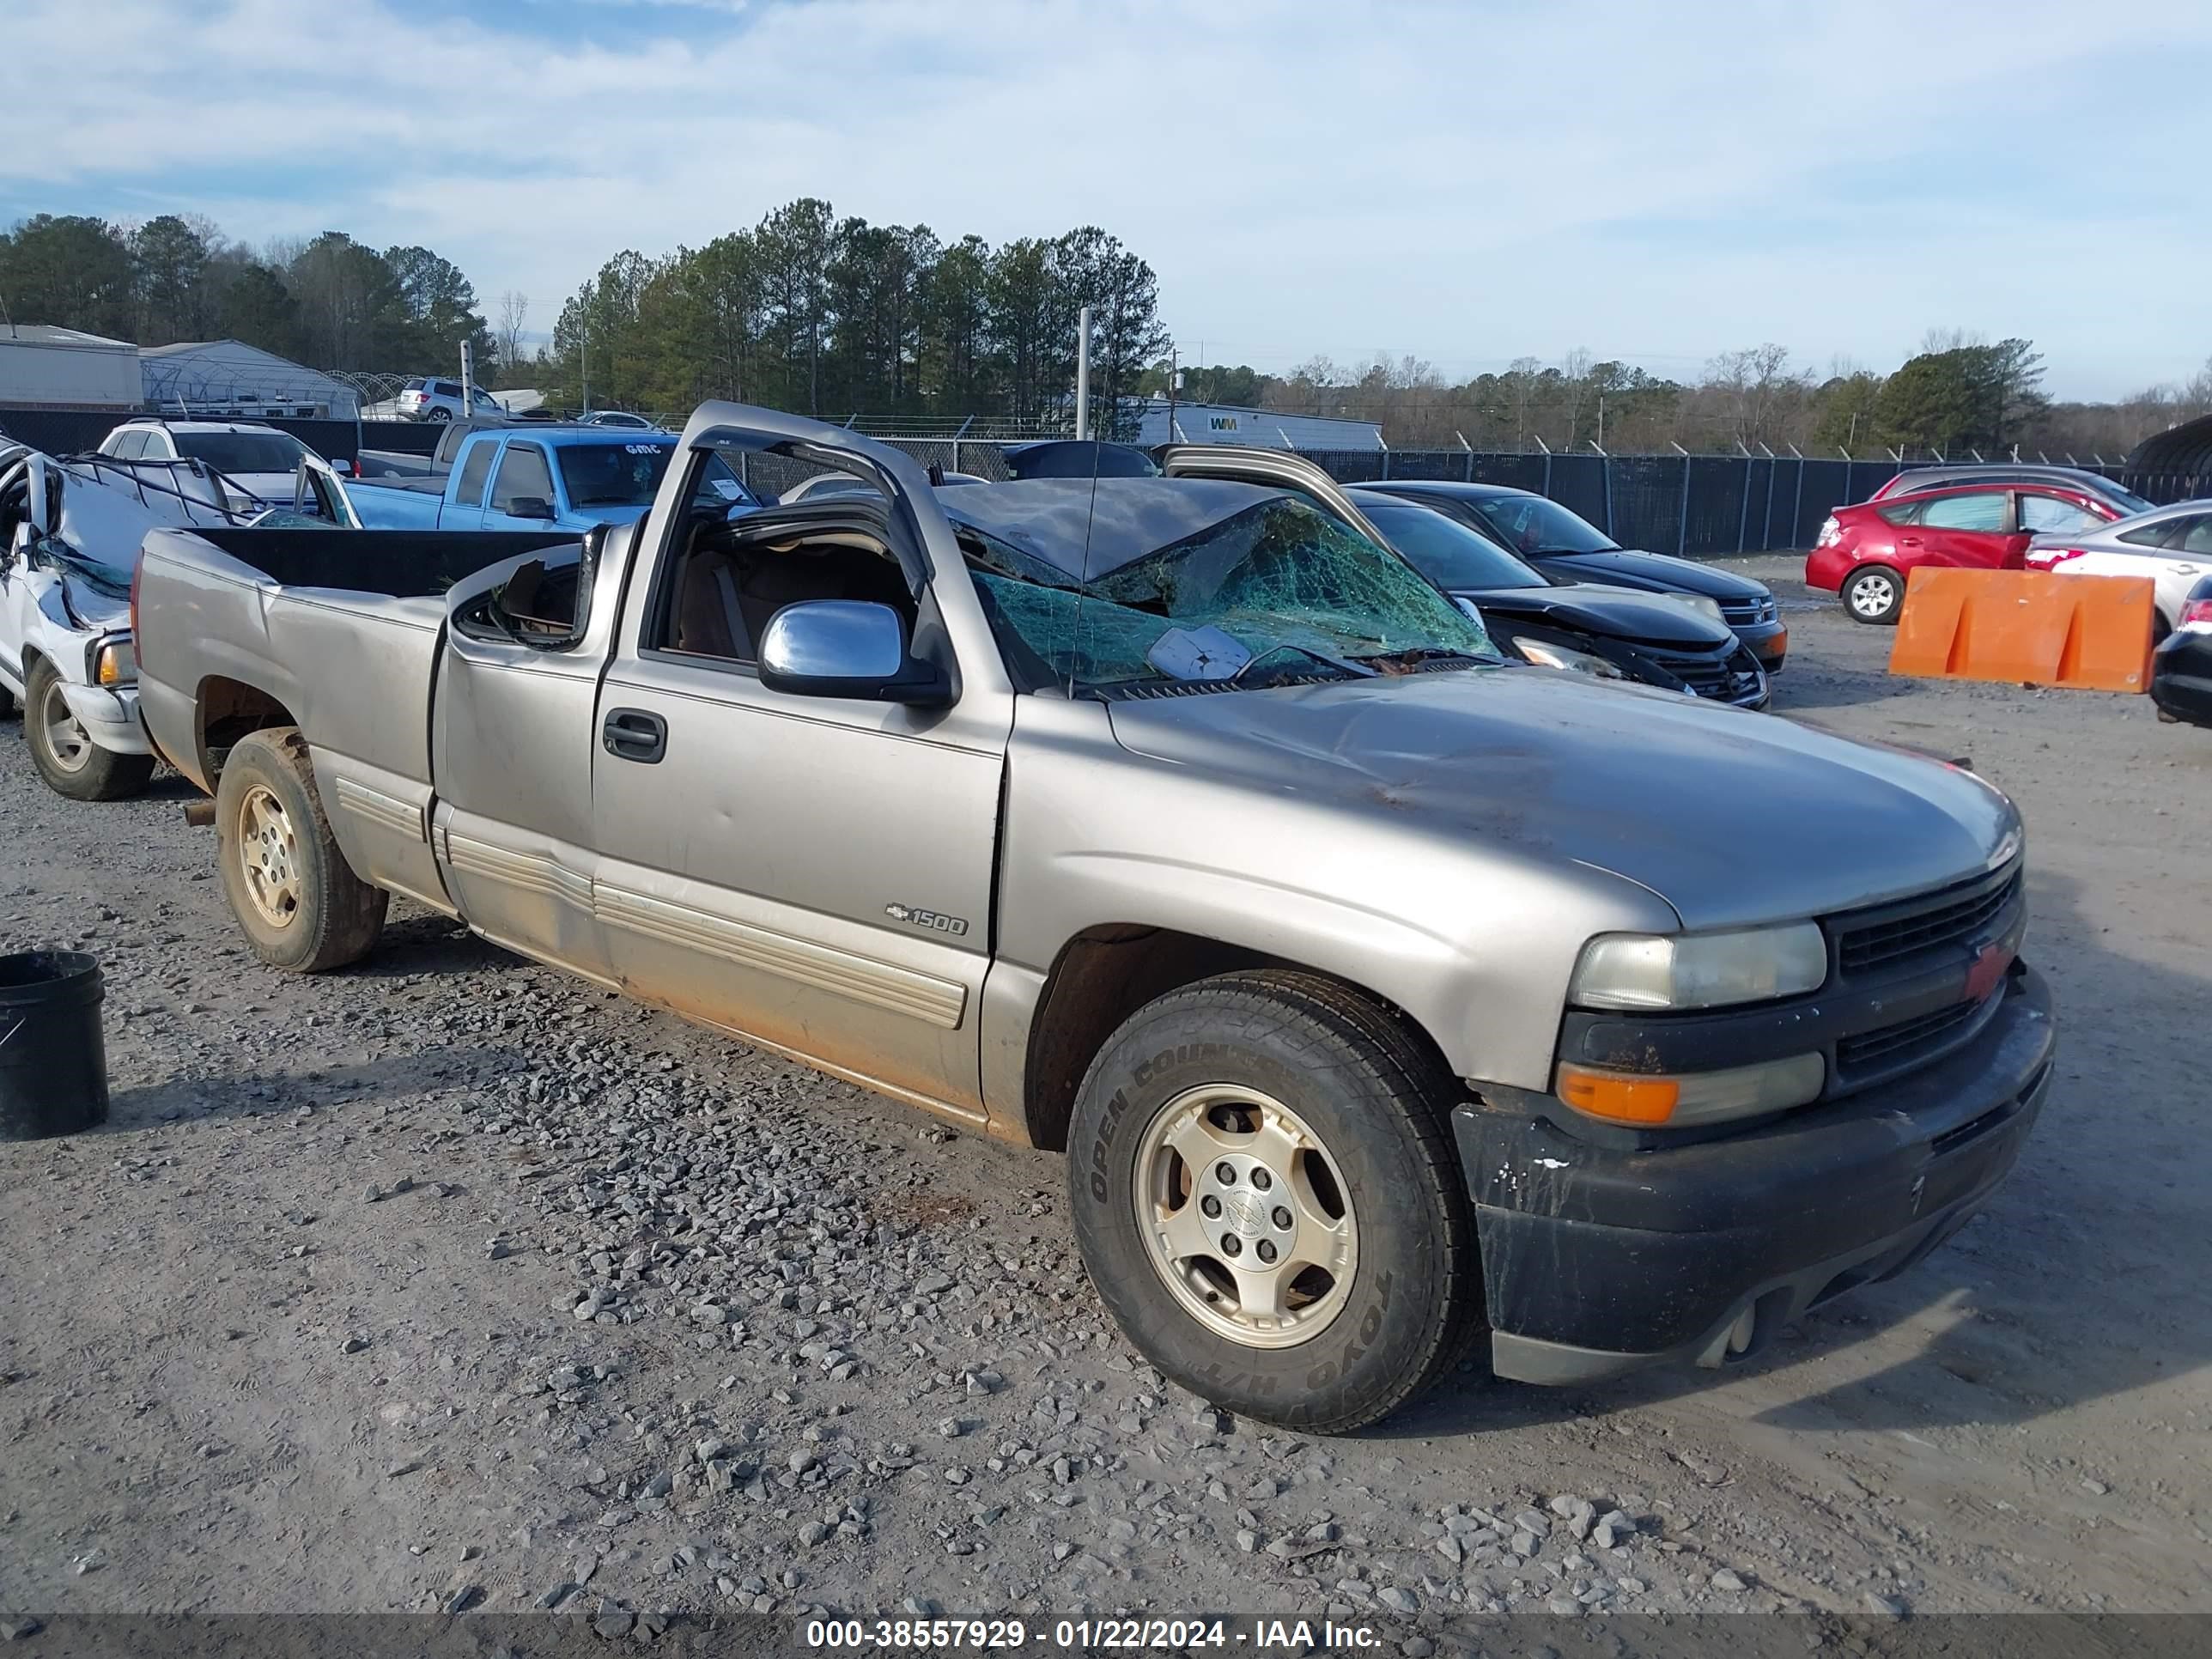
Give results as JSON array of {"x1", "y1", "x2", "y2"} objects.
[
  {"x1": 24, "y1": 659, "x2": 155, "y2": 801},
  {"x1": 215, "y1": 727, "x2": 387, "y2": 972},
  {"x1": 1068, "y1": 970, "x2": 1480, "y2": 1433}
]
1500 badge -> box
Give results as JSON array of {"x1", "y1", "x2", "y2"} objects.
[{"x1": 884, "y1": 903, "x2": 969, "y2": 937}]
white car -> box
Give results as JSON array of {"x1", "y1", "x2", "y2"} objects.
[
  {"x1": 2025, "y1": 499, "x2": 2212, "y2": 638},
  {"x1": 99, "y1": 419, "x2": 337, "y2": 514},
  {"x1": 0, "y1": 443, "x2": 356, "y2": 799}
]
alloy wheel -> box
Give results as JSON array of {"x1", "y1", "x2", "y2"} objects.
[
  {"x1": 1131, "y1": 1084, "x2": 1358, "y2": 1349},
  {"x1": 237, "y1": 785, "x2": 304, "y2": 929},
  {"x1": 39, "y1": 678, "x2": 93, "y2": 774}
]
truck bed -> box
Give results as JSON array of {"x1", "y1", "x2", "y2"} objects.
[
  {"x1": 135, "y1": 526, "x2": 581, "y2": 912},
  {"x1": 174, "y1": 526, "x2": 574, "y2": 597}
]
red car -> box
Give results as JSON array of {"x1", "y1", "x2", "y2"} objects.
[{"x1": 1806, "y1": 480, "x2": 2120, "y2": 624}]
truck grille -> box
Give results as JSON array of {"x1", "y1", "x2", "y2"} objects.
[
  {"x1": 1835, "y1": 864, "x2": 2021, "y2": 975},
  {"x1": 1836, "y1": 998, "x2": 1982, "y2": 1070}
]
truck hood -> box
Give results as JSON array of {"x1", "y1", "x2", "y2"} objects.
[
  {"x1": 1451, "y1": 582, "x2": 1735, "y2": 648},
  {"x1": 1104, "y1": 669, "x2": 2019, "y2": 928}
]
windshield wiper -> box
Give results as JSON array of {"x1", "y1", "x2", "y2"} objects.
[{"x1": 1230, "y1": 643, "x2": 1379, "y2": 686}]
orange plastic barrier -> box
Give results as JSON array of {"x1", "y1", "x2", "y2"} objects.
[{"x1": 1887, "y1": 568, "x2": 2155, "y2": 693}]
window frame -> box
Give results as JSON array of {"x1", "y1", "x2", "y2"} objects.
[
  {"x1": 2014, "y1": 491, "x2": 2107, "y2": 538},
  {"x1": 453, "y1": 438, "x2": 499, "y2": 510},
  {"x1": 2118, "y1": 516, "x2": 2191, "y2": 550},
  {"x1": 1912, "y1": 489, "x2": 2012, "y2": 533},
  {"x1": 488, "y1": 441, "x2": 556, "y2": 515},
  {"x1": 637, "y1": 456, "x2": 917, "y2": 679}
]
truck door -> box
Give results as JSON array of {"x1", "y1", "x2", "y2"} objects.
[
  {"x1": 588, "y1": 447, "x2": 1012, "y2": 1122},
  {"x1": 431, "y1": 531, "x2": 629, "y2": 985}
]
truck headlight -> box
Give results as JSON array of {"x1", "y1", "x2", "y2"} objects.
[
  {"x1": 1513, "y1": 638, "x2": 1625, "y2": 679},
  {"x1": 1570, "y1": 922, "x2": 1827, "y2": 1011},
  {"x1": 90, "y1": 635, "x2": 137, "y2": 687},
  {"x1": 1680, "y1": 594, "x2": 1725, "y2": 624},
  {"x1": 1557, "y1": 1052, "x2": 1826, "y2": 1127}
]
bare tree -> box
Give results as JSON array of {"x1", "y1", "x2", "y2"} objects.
[
  {"x1": 2184, "y1": 355, "x2": 2212, "y2": 422},
  {"x1": 496, "y1": 290, "x2": 529, "y2": 374},
  {"x1": 1705, "y1": 343, "x2": 1805, "y2": 447},
  {"x1": 1918, "y1": 325, "x2": 1985, "y2": 356},
  {"x1": 1505, "y1": 356, "x2": 1541, "y2": 450},
  {"x1": 1559, "y1": 347, "x2": 1594, "y2": 447}
]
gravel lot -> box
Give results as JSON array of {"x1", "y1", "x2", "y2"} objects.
[{"x1": 2, "y1": 558, "x2": 2209, "y2": 1635}]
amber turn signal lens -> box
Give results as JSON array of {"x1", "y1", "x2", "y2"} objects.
[{"x1": 1556, "y1": 1066, "x2": 1680, "y2": 1125}]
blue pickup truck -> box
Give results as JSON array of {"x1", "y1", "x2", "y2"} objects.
[{"x1": 347, "y1": 425, "x2": 756, "y2": 531}]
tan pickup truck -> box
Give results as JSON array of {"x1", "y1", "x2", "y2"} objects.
[{"x1": 131, "y1": 403, "x2": 2055, "y2": 1432}]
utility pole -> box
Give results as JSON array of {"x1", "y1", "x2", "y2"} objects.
[
  {"x1": 1596, "y1": 395, "x2": 1605, "y2": 451},
  {"x1": 1164, "y1": 345, "x2": 1179, "y2": 452},
  {"x1": 580, "y1": 315, "x2": 589, "y2": 417},
  {"x1": 1074, "y1": 306, "x2": 1093, "y2": 441}
]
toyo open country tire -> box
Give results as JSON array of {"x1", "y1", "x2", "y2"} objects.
[
  {"x1": 24, "y1": 658, "x2": 155, "y2": 802},
  {"x1": 215, "y1": 727, "x2": 386, "y2": 973},
  {"x1": 1844, "y1": 565, "x2": 1904, "y2": 626},
  {"x1": 1068, "y1": 970, "x2": 1480, "y2": 1433}
]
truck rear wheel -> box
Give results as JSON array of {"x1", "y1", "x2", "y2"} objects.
[
  {"x1": 24, "y1": 659, "x2": 155, "y2": 802},
  {"x1": 1068, "y1": 970, "x2": 1480, "y2": 1433},
  {"x1": 215, "y1": 728, "x2": 386, "y2": 973}
]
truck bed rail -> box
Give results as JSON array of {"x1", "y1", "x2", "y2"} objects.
[{"x1": 173, "y1": 528, "x2": 580, "y2": 599}]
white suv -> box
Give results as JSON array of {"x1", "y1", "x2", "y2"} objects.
[
  {"x1": 99, "y1": 420, "x2": 325, "y2": 511},
  {"x1": 392, "y1": 377, "x2": 506, "y2": 422}
]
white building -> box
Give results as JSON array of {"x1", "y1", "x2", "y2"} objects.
[
  {"x1": 0, "y1": 326, "x2": 143, "y2": 410},
  {"x1": 139, "y1": 339, "x2": 362, "y2": 419},
  {"x1": 1128, "y1": 396, "x2": 1383, "y2": 451}
]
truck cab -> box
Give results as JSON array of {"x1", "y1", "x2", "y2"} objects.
[{"x1": 346, "y1": 427, "x2": 757, "y2": 533}]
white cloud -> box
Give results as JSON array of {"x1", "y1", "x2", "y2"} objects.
[{"x1": 3, "y1": 0, "x2": 2206, "y2": 396}]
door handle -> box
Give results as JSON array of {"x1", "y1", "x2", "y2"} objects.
[
  {"x1": 1899, "y1": 536, "x2": 1923, "y2": 548},
  {"x1": 602, "y1": 708, "x2": 667, "y2": 763}
]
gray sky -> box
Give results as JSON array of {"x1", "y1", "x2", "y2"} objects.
[{"x1": 4, "y1": 0, "x2": 2206, "y2": 399}]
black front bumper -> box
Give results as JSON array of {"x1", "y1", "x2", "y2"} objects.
[
  {"x1": 1453, "y1": 964, "x2": 2055, "y2": 1385},
  {"x1": 2150, "y1": 667, "x2": 2212, "y2": 728},
  {"x1": 1736, "y1": 617, "x2": 1788, "y2": 672}
]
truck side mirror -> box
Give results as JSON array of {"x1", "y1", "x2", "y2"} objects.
[
  {"x1": 508, "y1": 495, "x2": 557, "y2": 520},
  {"x1": 757, "y1": 600, "x2": 951, "y2": 708}
]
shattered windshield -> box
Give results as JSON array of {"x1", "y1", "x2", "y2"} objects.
[{"x1": 949, "y1": 481, "x2": 1495, "y2": 696}]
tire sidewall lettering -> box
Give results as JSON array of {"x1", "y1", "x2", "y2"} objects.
[{"x1": 1307, "y1": 1270, "x2": 1395, "y2": 1391}]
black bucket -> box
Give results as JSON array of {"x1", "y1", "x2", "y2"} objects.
[{"x1": 0, "y1": 951, "x2": 110, "y2": 1140}]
